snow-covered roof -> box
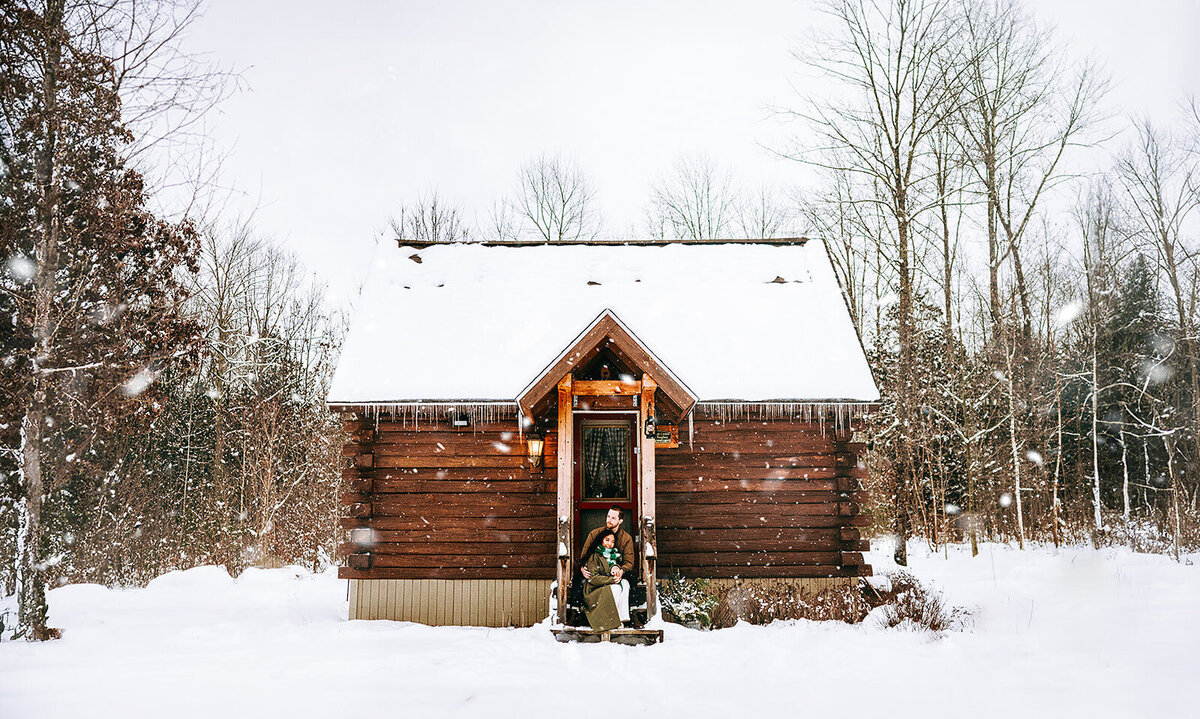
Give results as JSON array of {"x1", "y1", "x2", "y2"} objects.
[{"x1": 327, "y1": 240, "x2": 879, "y2": 406}]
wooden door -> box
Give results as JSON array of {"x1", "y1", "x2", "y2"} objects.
[{"x1": 573, "y1": 413, "x2": 638, "y2": 559}]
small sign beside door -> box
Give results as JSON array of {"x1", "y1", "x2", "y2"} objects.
[{"x1": 654, "y1": 424, "x2": 679, "y2": 448}]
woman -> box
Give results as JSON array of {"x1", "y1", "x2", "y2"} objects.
[{"x1": 580, "y1": 529, "x2": 624, "y2": 631}]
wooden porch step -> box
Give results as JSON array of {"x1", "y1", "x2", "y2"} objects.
[{"x1": 551, "y1": 628, "x2": 664, "y2": 646}]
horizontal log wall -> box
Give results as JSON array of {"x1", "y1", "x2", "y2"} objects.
[
  {"x1": 349, "y1": 578, "x2": 551, "y2": 626},
  {"x1": 338, "y1": 414, "x2": 557, "y2": 581},
  {"x1": 657, "y1": 419, "x2": 871, "y2": 579}
]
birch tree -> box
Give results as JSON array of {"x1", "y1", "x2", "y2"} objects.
[{"x1": 1077, "y1": 183, "x2": 1122, "y2": 530}]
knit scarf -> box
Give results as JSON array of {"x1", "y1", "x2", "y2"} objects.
[{"x1": 597, "y1": 546, "x2": 622, "y2": 569}]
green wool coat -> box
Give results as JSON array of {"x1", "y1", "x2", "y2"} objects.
[{"x1": 581, "y1": 552, "x2": 622, "y2": 632}]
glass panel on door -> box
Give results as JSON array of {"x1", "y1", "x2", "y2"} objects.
[{"x1": 581, "y1": 423, "x2": 631, "y2": 500}]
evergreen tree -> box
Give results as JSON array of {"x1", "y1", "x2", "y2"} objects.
[{"x1": 0, "y1": 0, "x2": 200, "y2": 639}]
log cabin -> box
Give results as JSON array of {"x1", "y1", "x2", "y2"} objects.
[{"x1": 328, "y1": 238, "x2": 878, "y2": 629}]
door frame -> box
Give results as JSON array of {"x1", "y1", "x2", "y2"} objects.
[{"x1": 554, "y1": 374, "x2": 658, "y2": 623}]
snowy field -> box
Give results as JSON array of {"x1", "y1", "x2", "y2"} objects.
[{"x1": 1, "y1": 543, "x2": 1196, "y2": 719}]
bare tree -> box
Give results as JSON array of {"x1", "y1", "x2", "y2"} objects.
[
  {"x1": 1077, "y1": 182, "x2": 1122, "y2": 531},
  {"x1": 389, "y1": 191, "x2": 473, "y2": 244},
  {"x1": 187, "y1": 222, "x2": 344, "y2": 568},
  {"x1": 737, "y1": 185, "x2": 796, "y2": 239},
  {"x1": 787, "y1": 0, "x2": 967, "y2": 564},
  {"x1": 490, "y1": 198, "x2": 519, "y2": 241},
  {"x1": 1115, "y1": 117, "x2": 1200, "y2": 511},
  {"x1": 957, "y1": 0, "x2": 1108, "y2": 338},
  {"x1": 799, "y1": 164, "x2": 894, "y2": 338},
  {"x1": 510, "y1": 154, "x2": 601, "y2": 241},
  {"x1": 647, "y1": 154, "x2": 739, "y2": 240},
  {"x1": 928, "y1": 124, "x2": 969, "y2": 342}
]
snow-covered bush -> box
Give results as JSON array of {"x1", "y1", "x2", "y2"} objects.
[
  {"x1": 1091, "y1": 515, "x2": 1197, "y2": 555},
  {"x1": 869, "y1": 570, "x2": 972, "y2": 633},
  {"x1": 657, "y1": 575, "x2": 719, "y2": 628}
]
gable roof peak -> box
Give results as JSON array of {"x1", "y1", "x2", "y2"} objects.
[{"x1": 517, "y1": 309, "x2": 696, "y2": 420}]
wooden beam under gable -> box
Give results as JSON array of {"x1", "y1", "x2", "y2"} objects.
[{"x1": 572, "y1": 380, "x2": 641, "y2": 396}]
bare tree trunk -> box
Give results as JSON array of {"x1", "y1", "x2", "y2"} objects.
[
  {"x1": 1091, "y1": 335, "x2": 1103, "y2": 531},
  {"x1": 1120, "y1": 428, "x2": 1131, "y2": 522},
  {"x1": 16, "y1": 409, "x2": 49, "y2": 638},
  {"x1": 15, "y1": 0, "x2": 65, "y2": 640},
  {"x1": 1052, "y1": 368, "x2": 1064, "y2": 548},
  {"x1": 967, "y1": 424, "x2": 979, "y2": 557},
  {"x1": 987, "y1": 193, "x2": 1000, "y2": 327},
  {"x1": 1010, "y1": 243, "x2": 1034, "y2": 344},
  {"x1": 1143, "y1": 441, "x2": 1151, "y2": 517},
  {"x1": 1006, "y1": 344, "x2": 1025, "y2": 549},
  {"x1": 894, "y1": 212, "x2": 913, "y2": 567},
  {"x1": 1164, "y1": 434, "x2": 1182, "y2": 561}
]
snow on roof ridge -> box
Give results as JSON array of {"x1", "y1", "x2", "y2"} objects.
[{"x1": 394, "y1": 236, "x2": 813, "y2": 249}]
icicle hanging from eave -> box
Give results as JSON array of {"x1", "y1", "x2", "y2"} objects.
[
  {"x1": 693, "y1": 402, "x2": 873, "y2": 434},
  {"x1": 346, "y1": 401, "x2": 520, "y2": 430}
]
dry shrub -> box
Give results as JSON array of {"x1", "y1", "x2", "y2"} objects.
[
  {"x1": 869, "y1": 571, "x2": 972, "y2": 633},
  {"x1": 710, "y1": 580, "x2": 863, "y2": 628}
]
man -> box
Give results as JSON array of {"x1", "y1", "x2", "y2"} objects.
[{"x1": 580, "y1": 507, "x2": 635, "y2": 624}]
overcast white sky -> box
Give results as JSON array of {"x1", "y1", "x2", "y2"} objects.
[{"x1": 181, "y1": 1, "x2": 1200, "y2": 304}]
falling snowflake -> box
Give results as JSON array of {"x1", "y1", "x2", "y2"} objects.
[
  {"x1": 1025, "y1": 450, "x2": 1044, "y2": 466},
  {"x1": 999, "y1": 493, "x2": 1013, "y2": 508},
  {"x1": 1142, "y1": 360, "x2": 1172, "y2": 385},
  {"x1": 7, "y1": 255, "x2": 35, "y2": 282},
  {"x1": 121, "y1": 369, "x2": 158, "y2": 397},
  {"x1": 350, "y1": 528, "x2": 376, "y2": 546},
  {"x1": 1055, "y1": 301, "x2": 1083, "y2": 327}
]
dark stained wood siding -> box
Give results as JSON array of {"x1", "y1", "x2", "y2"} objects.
[
  {"x1": 337, "y1": 414, "x2": 558, "y2": 580},
  {"x1": 336, "y1": 412, "x2": 872, "y2": 582},
  {"x1": 656, "y1": 419, "x2": 871, "y2": 579}
]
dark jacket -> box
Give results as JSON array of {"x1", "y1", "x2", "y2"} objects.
[{"x1": 580, "y1": 526, "x2": 635, "y2": 573}]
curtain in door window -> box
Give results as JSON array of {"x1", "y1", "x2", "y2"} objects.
[{"x1": 583, "y1": 425, "x2": 630, "y2": 499}]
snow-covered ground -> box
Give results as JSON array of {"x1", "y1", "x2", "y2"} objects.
[{"x1": 2, "y1": 543, "x2": 1196, "y2": 718}]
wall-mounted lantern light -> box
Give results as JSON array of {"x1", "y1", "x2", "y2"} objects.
[
  {"x1": 526, "y1": 429, "x2": 545, "y2": 473},
  {"x1": 644, "y1": 416, "x2": 657, "y2": 439}
]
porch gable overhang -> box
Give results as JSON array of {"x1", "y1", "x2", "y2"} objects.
[{"x1": 517, "y1": 309, "x2": 697, "y2": 421}]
